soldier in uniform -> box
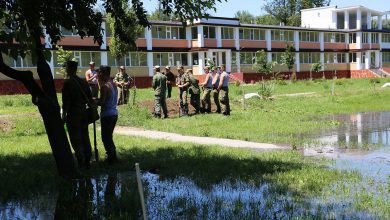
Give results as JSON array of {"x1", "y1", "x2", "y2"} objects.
[
  {"x1": 62, "y1": 60, "x2": 92, "y2": 169},
  {"x1": 176, "y1": 66, "x2": 190, "y2": 116},
  {"x1": 200, "y1": 66, "x2": 213, "y2": 113},
  {"x1": 187, "y1": 69, "x2": 201, "y2": 114},
  {"x1": 152, "y1": 65, "x2": 168, "y2": 118},
  {"x1": 113, "y1": 66, "x2": 132, "y2": 105},
  {"x1": 164, "y1": 66, "x2": 175, "y2": 98},
  {"x1": 217, "y1": 64, "x2": 230, "y2": 116},
  {"x1": 212, "y1": 66, "x2": 221, "y2": 113}
]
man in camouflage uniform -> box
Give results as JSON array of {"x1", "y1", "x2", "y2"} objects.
[
  {"x1": 187, "y1": 69, "x2": 200, "y2": 114},
  {"x1": 212, "y1": 66, "x2": 221, "y2": 113},
  {"x1": 217, "y1": 64, "x2": 230, "y2": 116},
  {"x1": 200, "y1": 66, "x2": 213, "y2": 113},
  {"x1": 113, "y1": 66, "x2": 132, "y2": 105},
  {"x1": 176, "y1": 66, "x2": 190, "y2": 116},
  {"x1": 152, "y1": 66, "x2": 168, "y2": 118}
]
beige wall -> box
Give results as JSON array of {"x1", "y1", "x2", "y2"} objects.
[
  {"x1": 240, "y1": 64, "x2": 254, "y2": 72},
  {"x1": 0, "y1": 68, "x2": 39, "y2": 80},
  {"x1": 383, "y1": 62, "x2": 390, "y2": 68},
  {"x1": 193, "y1": 66, "x2": 200, "y2": 75}
]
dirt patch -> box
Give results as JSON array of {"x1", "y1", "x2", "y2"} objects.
[
  {"x1": 0, "y1": 119, "x2": 14, "y2": 133},
  {"x1": 140, "y1": 98, "x2": 219, "y2": 116}
]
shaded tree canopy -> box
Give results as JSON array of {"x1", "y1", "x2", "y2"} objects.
[
  {"x1": 0, "y1": 0, "x2": 227, "y2": 177},
  {"x1": 234, "y1": 10, "x2": 256, "y2": 24},
  {"x1": 263, "y1": 0, "x2": 331, "y2": 26}
]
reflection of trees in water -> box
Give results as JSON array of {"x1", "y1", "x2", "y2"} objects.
[{"x1": 54, "y1": 173, "x2": 141, "y2": 219}]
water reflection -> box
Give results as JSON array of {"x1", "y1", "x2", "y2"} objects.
[
  {"x1": 305, "y1": 111, "x2": 390, "y2": 180},
  {"x1": 0, "y1": 172, "x2": 380, "y2": 219}
]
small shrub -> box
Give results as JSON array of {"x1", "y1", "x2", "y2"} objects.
[
  {"x1": 258, "y1": 81, "x2": 275, "y2": 99},
  {"x1": 234, "y1": 80, "x2": 241, "y2": 87},
  {"x1": 276, "y1": 79, "x2": 287, "y2": 86},
  {"x1": 19, "y1": 98, "x2": 33, "y2": 107},
  {"x1": 2, "y1": 99, "x2": 14, "y2": 107}
]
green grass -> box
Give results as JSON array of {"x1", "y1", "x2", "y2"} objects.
[
  {"x1": 116, "y1": 78, "x2": 390, "y2": 145},
  {"x1": 1, "y1": 112, "x2": 389, "y2": 218}
]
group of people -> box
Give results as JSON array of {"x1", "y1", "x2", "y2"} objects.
[
  {"x1": 153, "y1": 64, "x2": 230, "y2": 118},
  {"x1": 62, "y1": 61, "x2": 119, "y2": 169}
]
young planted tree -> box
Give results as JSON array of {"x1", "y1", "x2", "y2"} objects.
[
  {"x1": 0, "y1": 0, "x2": 226, "y2": 177},
  {"x1": 310, "y1": 62, "x2": 322, "y2": 80},
  {"x1": 281, "y1": 44, "x2": 296, "y2": 81},
  {"x1": 253, "y1": 50, "x2": 275, "y2": 78}
]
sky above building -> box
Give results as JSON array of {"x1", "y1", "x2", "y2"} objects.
[{"x1": 142, "y1": 0, "x2": 386, "y2": 17}]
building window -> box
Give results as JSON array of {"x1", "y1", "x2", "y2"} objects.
[
  {"x1": 192, "y1": 52, "x2": 199, "y2": 65},
  {"x1": 203, "y1": 26, "x2": 216, "y2": 39},
  {"x1": 153, "y1": 52, "x2": 187, "y2": 66},
  {"x1": 362, "y1": 33, "x2": 369, "y2": 44},
  {"x1": 191, "y1": 27, "x2": 198, "y2": 39},
  {"x1": 7, "y1": 54, "x2": 36, "y2": 68},
  {"x1": 372, "y1": 33, "x2": 379, "y2": 44},
  {"x1": 383, "y1": 52, "x2": 390, "y2": 62},
  {"x1": 239, "y1": 28, "x2": 265, "y2": 40},
  {"x1": 299, "y1": 52, "x2": 320, "y2": 64},
  {"x1": 382, "y1": 34, "x2": 390, "y2": 43},
  {"x1": 324, "y1": 33, "x2": 345, "y2": 43},
  {"x1": 299, "y1": 32, "x2": 319, "y2": 42},
  {"x1": 152, "y1": 26, "x2": 184, "y2": 39},
  {"x1": 240, "y1": 52, "x2": 256, "y2": 64},
  {"x1": 271, "y1": 30, "x2": 294, "y2": 41},
  {"x1": 325, "y1": 53, "x2": 346, "y2": 63},
  {"x1": 60, "y1": 26, "x2": 76, "y2": 36},
  {"x1": 221, "y1": 27, "x2": 234, "y2": 39},
  {"x1": 349, "y1": 33, "x2": 356, "y2": 44},
  {"x1": 108, "y1": 52, "x2": 147, "y2": 67},
  {"x1": 271, "y1": 52, "x2": 282, "y2": 63},
  {"x1": 349, "y1": 53, "x2": 357, "y2": 63}
]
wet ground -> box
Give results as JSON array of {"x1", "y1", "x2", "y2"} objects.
[
  {"x1": 304, "y1": 111, "x2": 390, "y2": 181},
  {"x1": 1, "y1": 111, "x2": 390, "y2": 219}
]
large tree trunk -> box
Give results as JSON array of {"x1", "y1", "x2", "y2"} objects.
[{"x1": 0, "y1": 52, "x2": 77, "y2": 178}]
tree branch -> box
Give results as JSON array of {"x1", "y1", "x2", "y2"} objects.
[{"x1": 0, "y1": 53, "x2": 44, "y2": 98}]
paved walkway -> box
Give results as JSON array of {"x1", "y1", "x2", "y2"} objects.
[{"x1": 114, "y1": 126, "x2": 287, "y2": 151}]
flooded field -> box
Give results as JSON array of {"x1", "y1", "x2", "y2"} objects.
[{"x1": 1, "y1": 111, "x2": 390, "y2": 219}]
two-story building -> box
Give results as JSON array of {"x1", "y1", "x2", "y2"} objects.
[{"x1": 1, "y1": 5, "x2": 390, "y2": 94}]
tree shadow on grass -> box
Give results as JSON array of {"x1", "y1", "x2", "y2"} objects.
[{"x1": 0, "y1": 144, "x2": 381, "y2": 219}]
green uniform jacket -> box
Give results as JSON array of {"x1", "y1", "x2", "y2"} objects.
[
  {"x1": 113, "y1": 72, "x2": 131, "y2": 90},
  {"x1": 177, "y1": 73, "x2": 190, "y2": 90},
  {"x1": 188, "y1": 74, "x2": 200, "y2": 95},
  {"x1": 152, "y1": 72, "x2": 167, "y2": 96}
]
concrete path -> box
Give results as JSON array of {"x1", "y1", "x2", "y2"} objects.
[{"x1": 114, "y1": 126, "x2": 287, "y2": 151}]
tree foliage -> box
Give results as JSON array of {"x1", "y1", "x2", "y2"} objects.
[
  {"x1": 0, "y1": 0, "x2": 227, "y2": 177},
  {"x1": 263, "y1": 0, "x2": 331, "y2": 26},
  {"x1": 234, "y1": 10, "x2": 255, "y2": 24},
  {"x1": 281, "y1": 44, "x2": 295, "y2": 72},
  {"x1": 256, "y1": 14, "x2": 279, "y2": 25},
  {"x1": 253, "y1": 50, "x2": 275, "y2": 76}
]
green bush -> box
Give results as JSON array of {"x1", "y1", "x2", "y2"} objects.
[
  {"x1": 258, "y1": 81, "x2": 275, "y2": 99},
  {"x1": 2, "y1": 99, "x2": 14, "y2": 107}
]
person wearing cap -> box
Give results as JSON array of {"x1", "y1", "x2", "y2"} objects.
[
  {"x1": 113, "y1": 66, "x2": 132, "y2": 105},
  {"x1": 187, "y1": 69, "x2": 201, "y2": 114},
  {"x1": 85, "y1": 61, "x2": 99, "y2": 99},
  {"x1": 217, "y1": 64, "x2": 230, "y2": 116},
  {"x1": 62, "y1": 60, "x2": 93, "y2": 169},
  {"x1": 212, "y1": 66, "x2": 221, "y2": 113},
  {"x1": 164, "y1": 66, "x2": 175, "y2": 98},
  {"x1": 152, "y1": 65, "x2": 168, "y2": 118},
  {"x1": 176, "y1": 65, "x2": 190, "y2": 116},
  {"x1": 199, "y1": 66, "x2": 213, "y2": 113},
  {"x1": 96, "y1": 65, "x2": 119, "y2": 164}
]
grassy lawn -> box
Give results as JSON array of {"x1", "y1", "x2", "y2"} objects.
[
  {"x1": 0, "y1": 115, "x2": 389, "y2": 218},
  {"x1": 1, "y1": 78, "x2": 390, "y2": 218},
  {"x1": 117, "y1": 78, "x2": 390, "y2": 144}
]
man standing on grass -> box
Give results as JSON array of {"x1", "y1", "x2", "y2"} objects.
[
  {"x1": 164, "y1": 66, "x2": 175, "y2": 98},
  {"x1": 212, "y1": 66, "x2": 221, "y2": 113},
  {"x1": 114, "y1": 66, "x2": 132, "y2": 105},
  {"x1": 200, "y1": 66, "x2": 213, "y2": 113},
  {"x1": 218, "y1": 64, "x2": 230, "y2": 116},
  {"x1": 187, "y1": 69, "x2": 201, "y2": 114},
  {"x1": 152, "y1": 66, "x2": 168, "y2": 119},
  {"x1": 85, "y1": 61, "x2": 99, "y2": 99},
  {"x1": 176, "y1": 66, "x2": 190, "y2": 116}
]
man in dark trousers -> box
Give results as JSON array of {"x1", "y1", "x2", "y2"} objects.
[
  {"x1": 62, "y1": 60, "x2": 93, "y2": 169},
  {"x1": 152, "y1": 65, "x2": 168, "y2": 118},
  {"x1": 164, "y1": 66, "x2": 175, "y2": 98}
]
